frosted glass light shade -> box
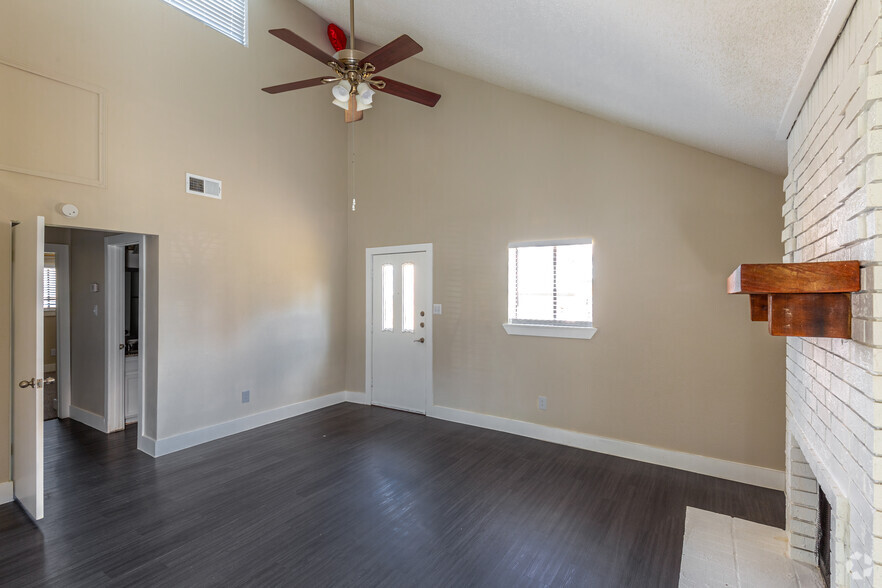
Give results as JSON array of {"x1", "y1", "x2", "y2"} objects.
[
  {"x1": 331, "y1": 81, "x2": 350, "y2": 102},
  {"x1": 355, "y1": 95, "x2": 373, "y2": 111},
  {"x1": 357, "y1": 83, "x2": 374, "y2": 104}
]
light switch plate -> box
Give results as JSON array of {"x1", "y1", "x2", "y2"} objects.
[
  {"x1": 90, "y1": 283, "x2": 99, "y2": 293},
  {"x1": 433, "y1": 304, "x2": 442, "y2": 315}
]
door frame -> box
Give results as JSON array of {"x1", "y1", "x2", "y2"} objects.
[
  {"x1": 45, "y1": 244, "x2": 70, "y2": 419},
  {"x1": 104, "y1": 233, "x2": 146, "y2": 437},
  {"x1": 364, "y1": 243, "x2": 433, "y2": 409}
]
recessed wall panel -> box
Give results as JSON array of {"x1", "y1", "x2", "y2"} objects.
[{"x1": 0, "y1": 61, "x2": 102, "y2": 185}]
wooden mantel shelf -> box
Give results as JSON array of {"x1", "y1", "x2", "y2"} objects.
[{"x1": 727, "y1": 261, "x2": 860, "y2": 338}]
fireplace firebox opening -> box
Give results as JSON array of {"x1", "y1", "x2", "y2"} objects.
[{"x1": 817, "y1": 487, "x2": 831, "y2": 588}]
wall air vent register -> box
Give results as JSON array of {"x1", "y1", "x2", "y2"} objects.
[{"x1": 186, "y1": 173, "x2": 222, "y2": 199}]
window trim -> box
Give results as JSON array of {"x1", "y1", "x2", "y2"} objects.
[
  {"x1": 502, "y1": 323, "x2": 597, "y2": 339},
  {"x1": 505, "y1": 238, "x2": 595, "y2": 340}
]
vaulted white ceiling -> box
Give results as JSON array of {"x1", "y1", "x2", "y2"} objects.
[{"x1": 297, "y1": 0, "x2": 839, "y2": 175}]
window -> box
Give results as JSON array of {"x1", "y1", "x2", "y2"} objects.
[
  {"x1": 504, "y1": 240, "x2": 596, "y2": 339},
  {"x1": 401, "y1": 263, "x2": 415, "y2": 333},
  {"x1": 381, "y1": 264, "x2": 393, "y2": 331},
  {"x1": 43, "y1": 252, "x2": 57, "y2": 311},
  {"x1": 162, "y1": 0, "x2": 248, "y2": 45}
]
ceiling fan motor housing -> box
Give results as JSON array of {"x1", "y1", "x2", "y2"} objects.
[{"x1": 333, "y1": 49, "x2": 366, "y2": 65}]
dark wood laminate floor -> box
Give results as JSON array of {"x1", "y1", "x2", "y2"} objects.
[{"x1": 0, "y1": 404, "x2": 783, "y2": 587}]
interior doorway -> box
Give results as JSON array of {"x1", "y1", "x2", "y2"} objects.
[
  {"x1": 365, "y1": 244, "x2": 433, "y2": 414},
  {"x1": 104, "y1": 233, "x2": 145, "y2": 432},
  {"x1": 42, "y1": 227, "x2": 150, "y2": 435}
]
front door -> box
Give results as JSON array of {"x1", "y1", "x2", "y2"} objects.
[
  {"x1": 370, "y1": 249, "x2": 430, "y2": 414},
  {"x1": 11, "y1": 216, "x2": 45, "y2": 520}
]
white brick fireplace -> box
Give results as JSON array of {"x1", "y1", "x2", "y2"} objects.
[{"x1": 783, "y1": 1, "x2": 882, "y2": 585}]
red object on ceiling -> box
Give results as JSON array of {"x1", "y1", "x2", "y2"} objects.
[{"x1": 328, "y1": 23, "x2": 347, "y2": 51}]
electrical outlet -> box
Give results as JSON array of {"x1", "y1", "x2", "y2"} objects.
[
  {"x1": 433, "y1": 304, "x2": 442, "y2": 315},
  {"x1": 538, "y1": 396, "x2": 547, "y2": 410},
  {"x1": 241, "y1": 390, "x2": 250, "y2": 403}
]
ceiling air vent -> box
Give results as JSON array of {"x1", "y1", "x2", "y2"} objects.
[{"x1": 186, "y1": 173, "x2": 221, "y2": 200}]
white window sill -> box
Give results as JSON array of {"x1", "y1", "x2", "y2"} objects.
[{"x1": 502, "y1": 323, "x2": 597, "y2": 340}]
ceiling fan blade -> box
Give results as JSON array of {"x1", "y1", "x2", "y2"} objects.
[
  {"x1": 261, "y1": 77, "x2": 329, "y2": 94},
  {"x1": 359, "y1": 35, "x2": 422, "y2": 73},
  {"x1": 269, "y1": 28, "x2": 339, "y2": 66},
  {"x1": 373, "y1": 77, "x2": 441, "y2": 107}
]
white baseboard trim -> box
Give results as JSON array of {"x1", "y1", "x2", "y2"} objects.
[
  {"x1": 344, "y1": 391, "x2": 368, "y2": 404},
  {"x1": 0, "y1": 481, "x2": 12, "y2": 504},
  {"x1": 137, "y1": 434, "x2": 157, "y2": 457},
  {"x1": 152, "y1": 392, "x2": 348, "y2": 457},
  {"x1": 44, "y1": 363, "x2": 56, "y2": 372},
  {"x1": 426, "y1": 405, "x2": 785, "y2": 491},
  {"x1": 69, "y1": 405, "x2": 107, "y2": 433}
]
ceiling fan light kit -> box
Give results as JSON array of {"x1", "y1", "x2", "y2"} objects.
[{"x1": 261, "y1": 0, "x2": 441, "y2": 122}]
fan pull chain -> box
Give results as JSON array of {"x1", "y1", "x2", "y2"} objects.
[{"x1": 348, "y1": 123, "x2": 357, "y2": 212}]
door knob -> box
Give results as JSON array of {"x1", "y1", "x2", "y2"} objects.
[
  {"x1": 18, "y1": 378, "x2": 42, "y2": 389},
  {"x1": 119, "y1": 343, "x2": 125, "y2": 350},
  {"x1": 44, "y1": 377, "x2": 56, "y2": 385},
  {"x1": 413, "y1": 337, "x2": 425, "y2": 343}
]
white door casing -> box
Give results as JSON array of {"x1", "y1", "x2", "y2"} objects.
[
  {"x1": 12, "y1": 216, "x2": 45, "y2": 520},
  {"x1": 366, "y1": 244, "x2": 433, "y2": 414},
  {"x1": 105, "y1": 233, "x2": 145, "y2": 433}
]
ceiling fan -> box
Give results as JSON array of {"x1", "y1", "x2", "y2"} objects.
[{"x1": 261, "y1": 0, "x2": 441, "y2": 122}]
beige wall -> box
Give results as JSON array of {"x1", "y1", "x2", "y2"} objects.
[
  {"x1": 347, "y1": 60, "x2": 786, "y2": 470},
  {"x1": 0, "y1": 0, "x2": 348, "y2": 447},
  {"x1": 67, "y1": 230, "x2": 114, "y2": 416}
]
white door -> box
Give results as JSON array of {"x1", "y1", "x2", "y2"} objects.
[
  {"x1": 12, "y1": 216, "x2": 45, "y2": 520},
  {"x1": 371, "y1": 250, "x2": 430, "y2": 413}
]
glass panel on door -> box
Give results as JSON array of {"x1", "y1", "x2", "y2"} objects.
[{"x1": 401, "y1": 262, "x2": 414, "y2": 333}]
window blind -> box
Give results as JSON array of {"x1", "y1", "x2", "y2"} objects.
[
  {"x1": 162, "y1": 0, "x2": 248, "y2": 45},
  {"x1": 43, "y1": 253, "x2": 57, "y2": 310},
  {"x1": 508, "y1": 242, "x2": 592, "y2": 326}
]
